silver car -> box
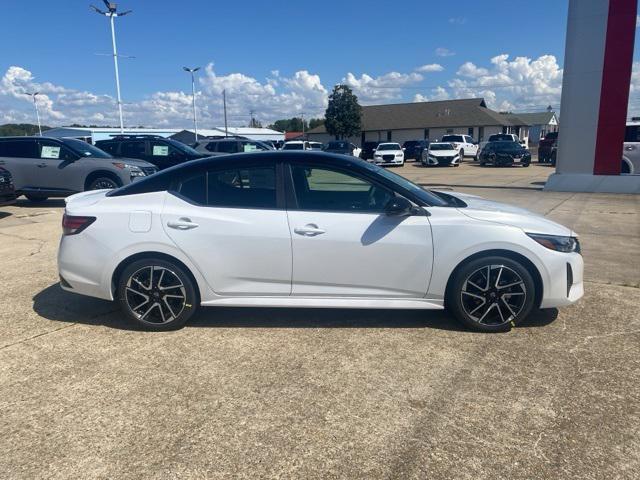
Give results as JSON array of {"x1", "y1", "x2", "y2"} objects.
[
  {"x1": 623, "y1": 122, "x2": 640, "y2": 174},
  {"x1": 0, "y1": 137, "x2": 157, "y2": 202}
]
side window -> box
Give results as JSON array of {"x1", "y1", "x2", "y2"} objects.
[
  {"x1": 242, "y1": 141, "x2": 265, "y2": 152},
  {"x1": 0, "y1": 140, "x2": 37, "y2": 158},
  {"x1": 207, "y1": 166, "x2": 276, "y2": 209},
  {"x1": 625, "y1": 126, "x2": 640, "y2": 142},
  {"x1": 216, "y1": 141, "x2": 240, "y2": 154},
  {"x1": 121, "y1": 141, "x2": 145, "y2": 157},
  {"x1": 205, "y1": 142, "x2": 218, "y2": 152},
  {"x1": 38, "y1": 140, "x2": 75, "y2": 161},
  {"x1": 291, "y1": 165, "x2": 394, "y2": 213},
  {"x1": 150, "y1": 141, "x2": 179, "y2": 157},
  {"x1": 178, "y1": 172, "x2": 207, "y2": 205},
  {"x1": 98, "y1": 142, "x2": 118, "y2": 155}
]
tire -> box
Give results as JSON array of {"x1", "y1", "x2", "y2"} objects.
[
  {"x1": 446, "y1": 255, "x2": 536, "y2": 332},
  {"x1": 522, "y1": 161, "x2": 530, "y2": 167},
  {"x1": 87, "y1": 175, "x2": 121, "y2": 191},
  {"x1": 117, "y1": 258, "x2": 199, "y2": 331},
  {"x1": 25, "y1": 194, "x2": 49, "y2": 202}
]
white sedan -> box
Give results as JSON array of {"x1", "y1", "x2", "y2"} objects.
[
  {"x1": 373, "y1": 143, "x2": 405, "y2": 166},
  {"x1": 421, "y1": 142, "x2": 461, "y2": 167},
  {"x1": 58, "y1": 152, "x2": 583, "y2": 332}
]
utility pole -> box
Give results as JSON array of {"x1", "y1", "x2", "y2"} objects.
[
  {"x1": 183, "y1": 66, "x2": 200, "y2": 143},
  {"x1": 249, "y1": 109, "x2": 256, "y2": 128},
  {"x1": 91, "y1": 1, "x2": 132, "y2": 133},
  {"x1": 25, "y1": 92, "x2": 42, "y2": 136},
  {"x1": 301, "y1": 112, "x2": 305, "y2": 139},
  {"x1": 223, "y1": 89, "x2": 228, "y2": 137}
]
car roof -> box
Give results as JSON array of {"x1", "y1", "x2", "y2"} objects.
[{"x1": 0, "y1": 136, "x2": 60, "y2": 141}]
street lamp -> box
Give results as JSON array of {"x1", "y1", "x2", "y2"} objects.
[
  {"x1": 25, "y1": 92, "x2": 42, "y2": 136},
  {"x1": 183, "y1": 67, "x2": 200, "y2": 142},
  {"x1": 91, "y1": 1, "x2": 132, "y2": 133}
]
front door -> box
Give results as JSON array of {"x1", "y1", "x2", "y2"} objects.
[
  {"x1": 162, "y1": 162, "x2": 292, "y2": 295},
  {"x1": 286, "y1": 163, "x2": 433, "y2": 297},
  {"x1": 33, "y1": 139, "x2": 81, "y2": 191}
]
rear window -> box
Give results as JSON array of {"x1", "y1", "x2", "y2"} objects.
[
  {"x1": 282, "y1": 143, "x2": 304, "y2": 150},
  {"x1": 107, "y1": 170, "x2": 173, "y2": 197},
  {"x1": 488, "y1": 134, "x2": 513, "y2": 142},
  {"x1": 326, "y1": 141, "x2": 349, "y2": 149},
  {"x1": 441, "y1": 135, "x2": 464, "y2": 142},
  {"x1": 96, "y1": 141, "x2": 118, "y2": 155}
]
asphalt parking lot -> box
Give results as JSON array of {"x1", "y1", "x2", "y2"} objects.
[{"x1": 1, "y1": 162, "x2": 639, "y2": 479}]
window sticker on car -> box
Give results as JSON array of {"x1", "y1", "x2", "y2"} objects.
[
  {"x1": 41, "y1": 146, "x2": 61, "y2": 159},
  {"x1": 243, "y1": 144, "x2": 258, "y2": 152},
  {"x1": 153, "y1": 145, "x2": 169, "y2": 156}
]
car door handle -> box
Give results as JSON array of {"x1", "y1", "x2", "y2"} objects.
[
  {"x1": 167, "y1": 218, "x2": 199, "y2": 230},
  {"x1": 37, "y1": 163, "x2": 47, "y2": 168},
  {"x1": 294, "y1": 224, "x2": 326, "y2": 236}
]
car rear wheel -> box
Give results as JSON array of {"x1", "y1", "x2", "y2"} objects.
[
  {"x1": 117, "y1": 258, "x2": 199, "y2": 331},
  {"x1": 447, "y1": 255, "x2": 536, "y2": 332},
  {"x1": 24, "y1": 194, "x2": 48, "y2": 202}
]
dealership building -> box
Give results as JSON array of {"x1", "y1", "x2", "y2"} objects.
[{"x1": 306, "y1": 98, "x2": 532, "y2": 146}]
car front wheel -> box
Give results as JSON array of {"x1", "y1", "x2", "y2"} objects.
[
  {"x1": 88, "y1": 176, "x2": 121, "y2": 190},
  {"x1": 117, "y1": 258, "x2": 199, "y2": 330},
  {"x1": 447, "y1": 256, "x2": 536, "y2": 332}
]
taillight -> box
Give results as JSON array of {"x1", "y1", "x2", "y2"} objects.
[{"x1": 62, "y1": 214, "x2": 96, "y2": 235}]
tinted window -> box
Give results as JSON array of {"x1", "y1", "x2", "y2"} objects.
[
  {"x1": 0, "y1": 140, "x2": 37, "y2": 158},
  {"x1": 429, "y1": 143, "x2": 455, "y2": 151},
  {"x1": 242, "y1": 141, "x2": 269, "y2": 152},
  {"x1": 488, "y1": 134, "x2": 513, "y2": 142},
  {"x1": 38, "y1": 139, "x2": 76, "y2": 161},
  {"x1": 377, "y1": 144, "x2": 401, "y2": 151},
  {"x1": 178, "y1": 172, "x2": 207, "y2": 204},
  {"x1": 625, "y1": 126, "x2": 640, "y2": 142},
  {"x1": 97, "y1": 141, "x2": 119, "y2": 155},
  {"x1": 121, "y1": 141, "x2": 146, "y2": 157},
  {"x1": 326, "y1": 141, "x2": 349, "y2": 150},
  {"x1": 442, "y1": 135, "x2": 464, "y2": 142},
  {"x1": 208, "y1": 166, "x2": 276, "y2": 209},
  {"x1": 291, "y1": 165, "x2": 393, "y2": 213},
  {"x1": 150, "y1": 141, "x2": 180, "y2": 157},
  {"x1": 216, "y1": 141, "x2": 240, "y2": 153},
  {"x1": 282, "y1": 143, "x2": 304, "y2": 150}
]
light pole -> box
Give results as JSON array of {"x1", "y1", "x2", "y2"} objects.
[
  {"x1": 91, "y1": 1, "x2": 132, "y2": 133},
  {"x1": 183, "y1": 67, "x2": 200, "y2": 142},
  {"x1": 25, "y1": 92, "x2": 42, "y2": 136}
]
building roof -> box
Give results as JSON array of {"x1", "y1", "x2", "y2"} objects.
[
  {"x1": 513, "y1": 111, "x2": 558, "y2": 126},
  {"x1": 306, "y1": 98, "x2": 529, "y2": 134}
]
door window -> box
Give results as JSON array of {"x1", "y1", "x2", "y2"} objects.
[
  {"x1": 177, "y1": 172, "x2": 207, "y2": 205},
  {"x1": 215, "y1": 141, "x2": 240, "y2": 154},
  {"x1": 207, "y1": 166, "x2": 276, "y2": 209},
  {"x1": 37, "y1": 140, "x2": 75, "y2": 161},
  {"x1": 291, "y1": 165, "x2": 394, "y2": 213},
  {"x1": 150, "y1": 141, "x2": 179, "y2": 158},
  {"x1": 0, "y1": 140, "x2": 37, "y2": 158},
  {"x1": 121, "y1": 141, "x2": 145, "y2": 157}
]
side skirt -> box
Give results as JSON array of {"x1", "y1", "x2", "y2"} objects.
[{"x1": 201, "y1": 296, "x2": 445, "y2": 310}]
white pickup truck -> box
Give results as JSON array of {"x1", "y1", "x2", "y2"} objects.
[{"x1": 440, "y1": 134, "x2": 478, "y2": 160}]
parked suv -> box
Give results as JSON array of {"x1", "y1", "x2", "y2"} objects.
[
  {"x1": 538, "y1": 131, "x2": 558, "y2": 163},
  {"x1": 324, "y1": 141, "x2": 360, "y2": 157},
  {"x1": 0, "y1": 137, "x2": 157, "y2": 201},
  {"x1": 96, "y1": 135, "x2": 206, "y2": 170},
  {"x1": 360, "y1": 141, "x2": 380, "y2": 161},
  {"x1": 440, "y1": 134, "x2": 478, "y2": 160},
  {"x1": 193, "y1": 138, "x2": 273, "y2": 156},
  {"x1": 402, "y1": 140, "x2": 430, "y2": 161},
  {"x1": 0, "y1": 167, "x2": 17, "y2": 206}
]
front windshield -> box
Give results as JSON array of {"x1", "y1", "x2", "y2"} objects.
[
  {"x1": 429, "y1": 143, "x2": 455, "y2": 151},
  {"x1": 62, "y1": 138, "x2": 112, "y2": 158},
  {"x1": 377, "y1": 144, "x2": 400, "y2": 151},
  {"x1": 361, "y1": 162, "x2": 448, "y2": 207},
  {"x1": 166, "y1": 138, "x2": 200, "y2": 155}
]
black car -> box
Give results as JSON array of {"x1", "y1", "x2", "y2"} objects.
[
  {"x1": 402, "y1": 140, "x2": 430, "y2": 161},
  {"x1": 479, "y1": 141, "x2": 531, "y2": 167},
  {"x1": 0, "y1": 167, "x2": 17, "y2": 206},
  {"x1": 96, "y1": 135, "x2": 207, "y2": 170},
  {"x1": 360, "y1": 141, "x2": 380, "y2": 161},
  {"x1": 323, "y1": 141, "x2": 357, "y2": 156}
]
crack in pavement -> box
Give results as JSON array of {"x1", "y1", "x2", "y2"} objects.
[{"x1": 0, "y1": 231, "x2": 47, "y2": 257}]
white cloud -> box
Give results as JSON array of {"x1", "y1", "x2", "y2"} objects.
[
  {"x1": 448, "y1": 17, "x2": 467, "y2": 25},
  {"x1": 416, "y1": 63, "x2": 444, "y2": 73},
  {"x1": 435, "y1": 47, "x2": 456, "y2": 57},
  {"x1": 457, "y1": 62, "x2": 489, "y2": 78},
  {"x1": 342, "y1": 71, "x2": 423, "y2": 103}
]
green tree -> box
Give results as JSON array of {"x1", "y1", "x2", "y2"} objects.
[
  {"x1": 269, "y1": 117, "x2": 305, "y2": 132},
  {"x1": 0, "y1": 123, "x2": 51, "y2": 136},
  {"x1": 307, "y1": 118, "x2": 324, "y2": 130},
  {"x1": 324, "y1": 85, "x2": 361, "y2": 139}
]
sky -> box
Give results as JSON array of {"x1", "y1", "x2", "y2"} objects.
[{"x1": 1, "y1": 0, "x2": 639, "y2": 129}]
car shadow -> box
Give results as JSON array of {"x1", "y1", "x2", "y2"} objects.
[
  {"x1": 14, "y1": 198, "x2": 66, "y2": 208},
  {"x1": 0, "y1": 211, "x2": 12, "y2": 220},
  {"x1": 33, "y1": 283, "x2": 559, "y2": 332}
]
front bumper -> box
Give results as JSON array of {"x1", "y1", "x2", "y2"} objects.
[
  {"x1": 539, "y1": 251, "x2": 584, "y2": 308},
  {"x1": 422, "y1": 155, "x2": 460, "y2": 166},
  {"x1": 373, "y1": 157, "x2": 404, "y2": 166}
]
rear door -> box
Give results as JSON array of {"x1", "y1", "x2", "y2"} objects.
[
  {"x1": 285, "y1": 161, "x2": 433, "y2": 297},
  {"x1": 0, "y1": 139, "x2": 38, "y2": 190},
  {"x1": 148, "y1": 140, "x2": 185, "y2": 169},
  {"x1": 162, "y1": 160, "x2": 292, "y2": 295}
]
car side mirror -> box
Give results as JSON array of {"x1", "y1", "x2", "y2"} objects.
[{"x1": 385, "y1": 197, "x2": 416, "y2": 216}]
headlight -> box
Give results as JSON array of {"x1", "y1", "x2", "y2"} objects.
[
  {"x1": 374, "y1": 153, "x2": 382, "y2": 157},
  {"x1": 112, "y1": 162, "x2": 147, "y2": 177},
  {"x1": 527, "y1": 233, "x2": 581, "y2": 253},
  {"x1": 395, "y1": 153, "x2": 402, "y2": 157}
]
